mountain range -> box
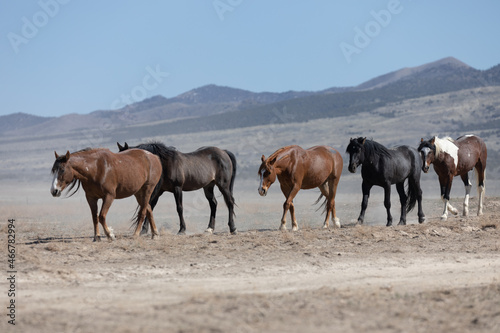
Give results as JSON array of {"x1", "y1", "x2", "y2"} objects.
[{"x1": 2, "y1": 56, "x2": 499, "y2": 138}]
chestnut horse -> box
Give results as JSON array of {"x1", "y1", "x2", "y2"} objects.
[
  {"x1": 418, "y1": 135, "x2": 487, "y2": 220},
  {"x1": 258, "y1": 145, "x2": 343, "y2": 231},
  {"x1": 50, "y1": 148, "x2": 163, "y2": 241}
]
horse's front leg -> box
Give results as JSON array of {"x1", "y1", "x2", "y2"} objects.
[
  {"x1": 440, "y1": 176, "x2": 458, "y2": 221},
  {"x1": 203, "y1": 185, "x2": 217, "y2": 234},
  {"x1": 99, "y1": 194, "x2": 116, "y2": 241},
  {"x1": 358, "y1": 181, "x2": 372, "y2": 224},
  {"x1": 396, "y1": 182, "x2": 407, "y2": 225},
  {"x1": 384, "y1": 183, "x2": 393, "y2": 226},
  {"x1": 280, "y1": 184, "x2": 300, "y2": 231},
  {"x1": 86, "y1": 195, "x2": 100, "y2": 242}
]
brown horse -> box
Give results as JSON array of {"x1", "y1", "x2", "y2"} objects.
[
  {"x1": 50, "y1": 148, "x2": 163, "y2": 240},
  {"x1": 258, "y1": 145, "x2": 343, "y2": 231},
  {"x1": 418, "y1": 135, "x2": 487, "y2": 220}
]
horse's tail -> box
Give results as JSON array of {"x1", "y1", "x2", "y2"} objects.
[
  {"x1": 225, "y1": 149, "x2": 237, "y2": 195},
  {"x1": 406, "y1": 178, "x2": 419, "y2": 213},
  {"x1": 314, "y1": 193, "x2": 328, "y2": 214}
]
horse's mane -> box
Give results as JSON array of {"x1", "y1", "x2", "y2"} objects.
[
  {"x1": 363, "y1": 139, "x2": 393, "y2": 160},
  {"x1": 433, "y1": 136, "x2": 456, "y2": 158},
  {"x1": 266, "y1": 145, "x2": 296, "y2": 163},
  {"x1": 133, "y1": 141, "x2": 177, "y2": 159}
]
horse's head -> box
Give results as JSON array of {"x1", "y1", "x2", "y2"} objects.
[
  {"x1": 346, "y1": 137, "x2": 366, "y2": 173},
  {"x1": 50, "y1": 151, "x2": 75, "y2": 197},
  {"x1": 417, "y1": 137, "x2": 436, "y2": 173},
  {"x1": 258, "y1": 155, "x2": 277, "y2": 196}
]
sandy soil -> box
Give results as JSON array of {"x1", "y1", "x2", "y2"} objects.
[{"x1": 1, "y1": 189, "x2": 500, "y2": 333}]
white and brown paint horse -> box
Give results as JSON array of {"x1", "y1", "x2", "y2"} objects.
[
  {"x1": 51, "y1": 148, "x2": 163, "y2": 240},
  {"x1": 258, "y1": 145, "x2": 343, "y2": 231},
  {"x1": 418, "y1": 135, "x2": 487, "y2": 220}
]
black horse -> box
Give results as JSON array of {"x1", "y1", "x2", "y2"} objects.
[
  {"x1": 118, "y1": 142, "x2": 237, "y2": 235},
  {"x1": 346, "y1": 137, "x2": 425, "y2": 226}
]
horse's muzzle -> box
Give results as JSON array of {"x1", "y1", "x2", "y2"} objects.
[
  {"x1": 348, "y1": 164, "x2": 357, "y2": 173},
  {"x1": 423, "y1": 166, "x2": 429, "y2": 173},
  {"x1": 51, "y1": 189, "x2": 61, "y2": 197},
  {"x1": 258, "y1": 187, "x2": 268, "y2": 197}
]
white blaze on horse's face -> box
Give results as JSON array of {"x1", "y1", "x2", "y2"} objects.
[
  {"x1": 258, "y1": 169, "x2": 268, "y2": 196},
  {"x1": 420, "y1": 147, "x2": 432, "y2": 173},
  {"x1": 51, "y1": 171, "x2": 62, "y2": 197}
]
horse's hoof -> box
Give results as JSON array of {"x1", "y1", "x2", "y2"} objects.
[
  {"x1": 334, "y1": 217, "x2": 341, "y2": 228},
  {"x1": 152, "y1": 234, "x2": 160, "y2": 240},
  {"x1": 418, "y1": 217, "x2": 426, "y2": 224},
  {"x1": 440, "y1": 215, "x2": 448, "y2": 221},
  {"x1": 322, "y1": 224, "x2": 329, "y2": 229},
  {"x1": 386, "y1": 222, "x2": 393, "y2": 227},
  {"x1": 397, "y1": 221, "x2": 406, "y2": 226},
  {"x1": 230, "y1": 229, "x2": 238, "y2": 235},
  {"x1": 205, "y1": 228, "x2": 214, "y2": 234},
  {"x1": 177, "y1": 230, "x2": 186, "y2": 235},
  {"x1": 292, "y1": 226, "x2": 299, "y2": 232},
  {"x1": 140, "y1": 230, "x2": 149, "y2": 236},
  {"x1": 279, "y1": 225, "x2": 286, "y2": 231}
]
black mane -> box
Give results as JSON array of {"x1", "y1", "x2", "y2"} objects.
[
  {"x1": 363, "y1": 139, "x2": 393, "y2": 160},
  {"x1": 131, "y1": 141, "x2": 177, "y2": 159}
]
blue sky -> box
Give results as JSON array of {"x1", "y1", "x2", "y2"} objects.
[{"x1": 1, "y1": 0, "x2": 499, "y2": 117}]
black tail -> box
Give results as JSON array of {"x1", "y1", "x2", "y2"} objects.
[
  {"x1": 225, "y1": 149, "x2": 237, "y2": 194},
  {"x1": 406, "y1": 178, "x2": 419, "y2": 213}
]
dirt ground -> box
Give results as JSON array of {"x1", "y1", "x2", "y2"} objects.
[{"x1": 1, "y1": 187, "x2": 500, "y2": 333}]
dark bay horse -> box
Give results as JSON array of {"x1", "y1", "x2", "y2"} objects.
[
  {"x1": 418, "y1": 135, "x2": 487, "y2": 220},
  {"x1": 50, "y1": 148, "x2": 163, "y2": 241},
  {"x1": 258, "y1": 145, "x2": 343, "y2": 231},
  {"x1": 346, "y1": 138, "x2": 425, "y2": 226},
  {"x1": 117, "y1": 142, "x2": 237, "y2": 235}
]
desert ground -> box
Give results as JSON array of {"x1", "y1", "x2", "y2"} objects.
[{"x1": 1, "y1": 179, "x2": 499, "y2": 333}]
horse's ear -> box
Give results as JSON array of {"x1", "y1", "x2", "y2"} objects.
[
  {"x1": 54, "y1": 151, "x2": 59, "y2": 159},
  {"x1": 268, "y1": 156, "x2": 277, "y2": 166},
  {"x1": 430, "y1": 137, "x2": 435, "y2": 145},
  {"x1": 261, "y1": 155, "x2": 266, "y2": 162},
  {"x1": 420, "y1": 138, "x2": 424, "y2": 143},
  {"x1": 361, "y1": 137, "x2": 366, "y2": 145},
  {"x1": 65, "y1": 151, "x2": 70, "y2": 161},
  {"x1": 117, "y1": 142, "x2": 123, "y2": 151},
  {"x1": 124, "y1": 142, "x2": 129, "y2": 149}
]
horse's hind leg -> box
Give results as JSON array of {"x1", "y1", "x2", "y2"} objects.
[
  {"x1": 204, "y1": 184, "x2": 217, "y2": 234},
  {"x1": 217, "y1": 184, "x2": 237, "y2": 234},
  {"x1": 460, "y1": 173, "x2": 472, "y2": 216},
  {"x1": 141, "y1": 191, "x2": 162, "y2": 235},
  {"x1": 383, "y1": 183, "x2": 393, "y2": 226},
  {"x1": 476, "y1": 163, "x2": 486, "y2": 216},
  {"x1": 319, "y1": 182, "x2": 331, "y2": 229},
  {"x1": 86, "y1": 195, "x2": 101, "y2": 242},
  {"x1": 145, "y1": 205, "x2": 159, "y2": 240},
  {"x1": 396, "y1": 182, "x2": 407, "y2": 225}
]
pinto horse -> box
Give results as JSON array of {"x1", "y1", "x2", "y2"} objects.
[
  {"x1": 258, "y1": 145, "x2": 343, "y2": 231},
  {"x1": 346, "y1": 138, "x2": 425, "y2": 226},
  {"x1": 418, "y1": 135, "x2": 487, "y2": 220},
  {"x1": 50, "y1": 148, "x2": 162, "y2": 241},
  {"x1": 118, "y1": 142, "x2": 237, "y2": 235}
]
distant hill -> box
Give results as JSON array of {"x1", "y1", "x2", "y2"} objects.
[{"x1": 1, "y1": 57, "x2": 499, "y2": 138}]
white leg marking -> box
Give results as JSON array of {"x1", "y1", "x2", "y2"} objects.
[
  {"x1": 334, "y1": 217, "x2": 341, "y2": 228},
  {"x1": 478, "y1": 185, "x2": 485, "y2": 216},
  {"x1": 463, "y1": 184, "x2": 472, "y2": 216},
  {"x1": 441, "y1": 197, "x2": 449, "y2": 221}
]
